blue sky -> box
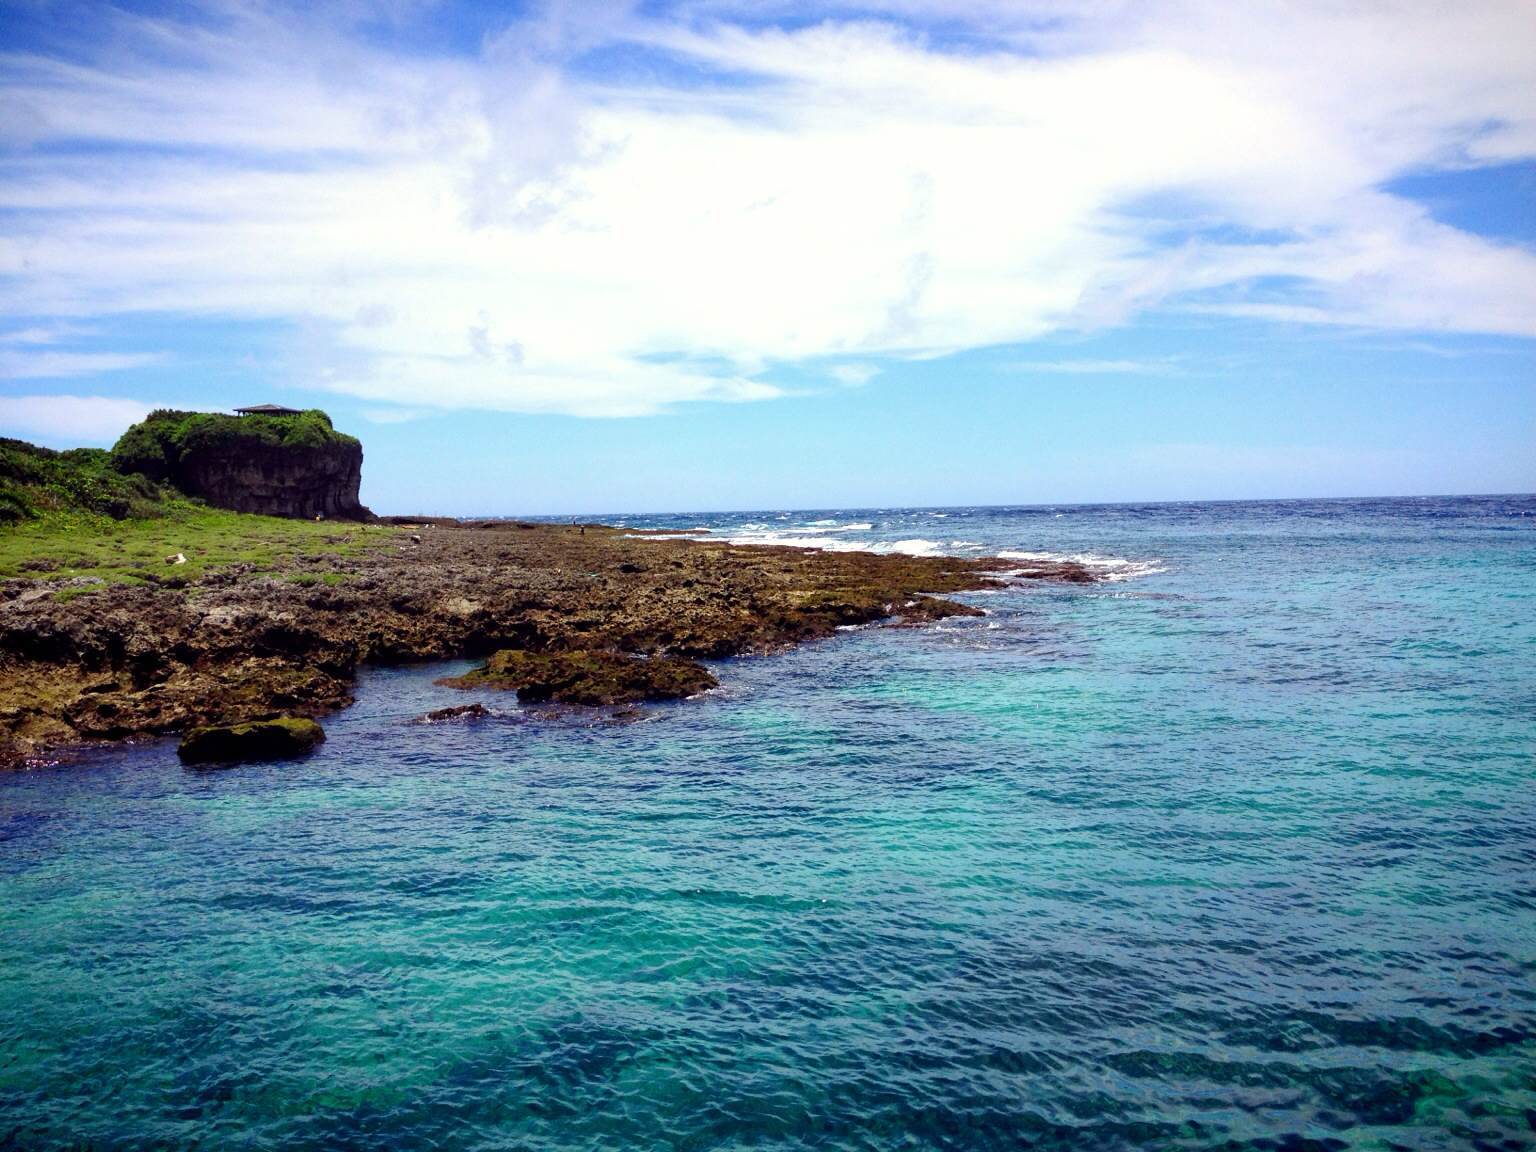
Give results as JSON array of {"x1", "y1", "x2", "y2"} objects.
[{"x1": 1, "y1": 0, "x2": 1534, "y2": 514}]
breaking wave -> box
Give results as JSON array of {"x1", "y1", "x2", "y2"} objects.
[
  {"x1": 622, "y1": 509, "x2": 1166, "y2": 580},
  {"x1": 995, "y1": 550, "x2": 1168, "y2": 582},
  {"x1": 722, "y1": 533, "x2": 946, "y2": 557}
]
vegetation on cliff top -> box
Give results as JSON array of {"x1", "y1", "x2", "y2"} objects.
[
  {"x1": 2, "y1": 408, "x2": 360, "y2": 527},
  {"x1": 0, "y1": 437, "x2": 174, "y2": 524},
  {"x1": 110, "y1": 408, "x2": 360, "y2": 483}
]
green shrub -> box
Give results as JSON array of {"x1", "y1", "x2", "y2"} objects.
[
  {"x1": 0, "y1": 437, "x2": 169, "y2": 521},
  {"x1": 0, "y1": 482, "x2": 34, "y2": 523},
  {"x1": 110, "y1": 409, "x2": 358, "y2": 483}
]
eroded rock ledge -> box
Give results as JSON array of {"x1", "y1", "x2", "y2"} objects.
[
  {"x1": 0, "y1": 522, "x2": 1093, "y2": 766},
  {"x1": 438, "y1": 649, "x2": 719, "y2": 705}
]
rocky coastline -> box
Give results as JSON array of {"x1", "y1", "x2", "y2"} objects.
[{"x1": 0, "y1": 521, "x2": 1094, "y2": 767}]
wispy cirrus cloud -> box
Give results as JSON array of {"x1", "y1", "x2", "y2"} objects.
[
  {"x1": 0, "y1": 349, "x2": 164, "y2": 380},
  {"x1": 828, "y1": 363, "x2": 880, "y2": 387},
  {"x1": 0, "y1": 394, "x2": 156, "y2": 444},
  {"x1": 0, "y1": 325, "x2": 94, "y2": 346},
  {"x1": 0, "y1": 1, "x2": 1532, "y2": 418},
  {"x1": 359, "y1": 407, "x2": 427, "y2": 425}
]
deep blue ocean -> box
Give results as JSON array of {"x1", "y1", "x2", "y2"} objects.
[{"x1": 2, "y1": 496, "x2": 1534, "y2": 1150}]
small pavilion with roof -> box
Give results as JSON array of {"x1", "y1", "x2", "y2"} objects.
[{"x1": 234, "y1": 404, "x2": 302, "y2": 416}]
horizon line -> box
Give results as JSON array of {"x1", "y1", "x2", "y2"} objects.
[{"x1": 377, "y1": 491, "x2": 1536, "y2": 521}]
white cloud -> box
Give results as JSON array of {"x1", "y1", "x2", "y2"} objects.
[
  {"x1": 0, "y1": 326, "x2": 92, "y2": 346},
  {"x1": 0, "y1": 1, "x2": 1532, "y2": 417},
  {"x1": 829, "y1": 363, "x2": 880, "y2": 386},
  {"x1": 359, "y1": 407, "x2": 426, "y2": 424},
  {"x1": 0, "y1": 395, "x2": 154, "y2": 444},
  {"x1": 0, "y1": 350, "x2": 164, "y2": 379}
]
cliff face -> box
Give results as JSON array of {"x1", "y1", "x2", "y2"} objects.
[
  {"x1": 175, "y1": 436, "x2": 366, "y2": 519},
  {"x1": 111, "y1": 409, "x2": 370, "y2": 520}
]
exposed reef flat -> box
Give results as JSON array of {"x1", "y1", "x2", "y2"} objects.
[
  {"x1": 437, "y1": 648, "x2": 720, "y2": 705},
  {"x1": 0, "y1": 521, "x2": 1093, "y2": 766}
]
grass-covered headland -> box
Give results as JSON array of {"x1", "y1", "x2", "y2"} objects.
[{"x1": 0, "y1": 435, "x2": 386, "y2": 586}]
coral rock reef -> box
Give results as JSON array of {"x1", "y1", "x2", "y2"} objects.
[
  {"x1": 439, "y1": 648, "x2": 718, "y2": 705},
  {"x1": 1, "y1": 522, "x2": 1095, "y2": 766}
]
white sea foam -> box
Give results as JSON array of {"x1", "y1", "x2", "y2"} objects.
[
  {"x1": 712, "y1": 532, "x2": 946, "y2": 556},
  {"x1": 888, "y1": 538, "x2": 945, "y2": 556},
  {"x1": 626, "y1": 525, "x2": 1163, "y2": 579},
  {"x1": 995, "y1": 550, "x2": 1167, "y2": 581},
  {"x1": 794, "y1": 521, "x2": 872, "y2": 534},
  {"x1": 724, "y1": 533, "x2": 866, "y2": 551}
]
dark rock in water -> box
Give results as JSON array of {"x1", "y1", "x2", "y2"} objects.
[
  {"x1": 413, "y1": 703, "x2": 491, "y2": 723},
  {"x1": 887, "y1": 596, "x2": 986, "y2": 625},
  {"x1": 111, "y1": 410, "x2": 370, "y2": 520},
  {"x1": 177, "y1": 717, "x2": 326, "y2": 766},
  {"x1": 438, "y1": 649, "x2": 717, "y2": 706}
]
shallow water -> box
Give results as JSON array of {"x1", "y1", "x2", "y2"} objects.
[{"x1": 3, "y1": 496, "x2": 1534, "y2": 1150}]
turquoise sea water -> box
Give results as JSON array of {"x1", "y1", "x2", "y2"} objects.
[{"x1": 2, "y1": 496, "x2": 1534, "y2": 1150}]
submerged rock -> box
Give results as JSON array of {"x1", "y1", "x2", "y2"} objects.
[
  {"x1": 413, "y1": 703, "x2": 491, "y2": 723},
  {"x1": 177, "y1": 717, "x2": 326, "y2": 766},
  {"x1": 439, "y1": 649, "x2": 717, "y2": 706}
]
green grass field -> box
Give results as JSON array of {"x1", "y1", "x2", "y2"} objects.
[
  {"x1": 0, "y1": 506, "x2": 394, "y2": 585},
  {"x1": 1, "y1": 431, "x2": 395, "y2": 586}
]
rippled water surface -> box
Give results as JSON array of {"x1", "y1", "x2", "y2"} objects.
[{"x1": 3, "y1": 496, "x2": 1534, "y2": 1150}]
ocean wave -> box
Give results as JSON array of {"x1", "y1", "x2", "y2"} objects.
[
  {"x1": 792, "y1": 521, "x2": 873, "y2": 534},
  {"x1": 888, "y1": 538, "x2": 945, "y2": 556},
  {"x1": 995, "y1": 550, "x2": 1167, "y2": 581},
  {"x1": 626, "y1": 528, "x2": 1161, "y2": 577},
  {"x1": 718, "y1": 533, "x2": 946, "y2": 556}
]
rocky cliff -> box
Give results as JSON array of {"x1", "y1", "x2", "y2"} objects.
[{"x1": 111, "y1": 409, "x2": 370, "y2": 520}]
